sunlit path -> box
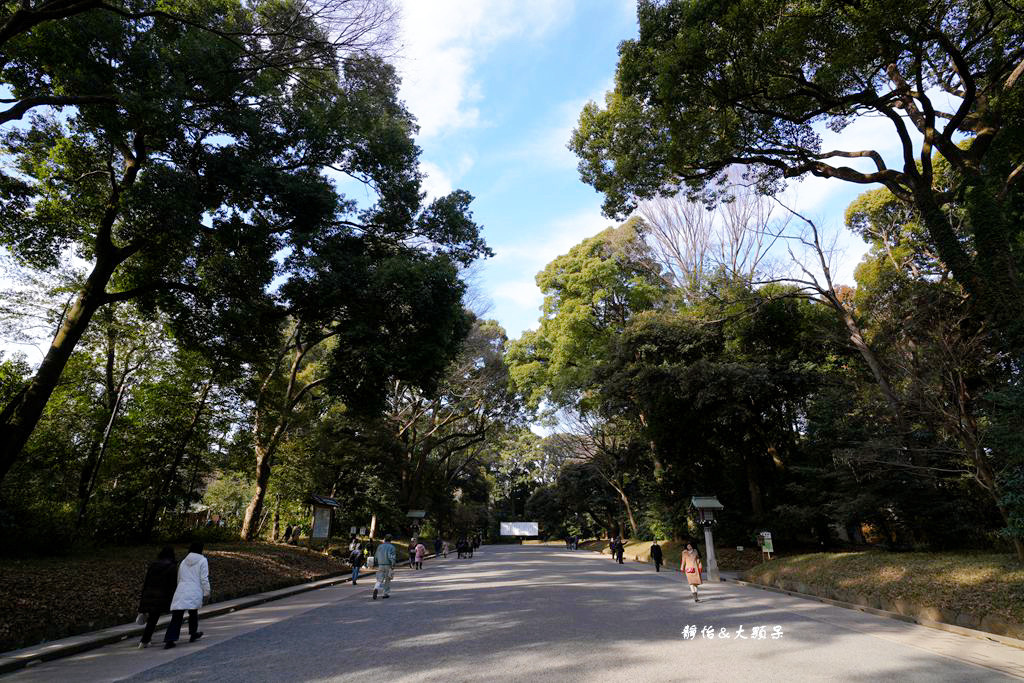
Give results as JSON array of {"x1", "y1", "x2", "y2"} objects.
[{"x1": 6, "y1": 545, "x2": 1022, "y2": 682}]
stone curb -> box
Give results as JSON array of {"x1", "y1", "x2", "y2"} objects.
[
  {"x1": 577, "y1": 543, "x2": 1024, "y2": 651},
  {"x1": 723, "y1": 575, "x2": 1024, "y2": 652},
  {"x1": 0, "y1": 551, "x2": 443, "y2": 676}
]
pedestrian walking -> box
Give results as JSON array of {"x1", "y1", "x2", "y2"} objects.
[
  {"x1": 442, "y1": 540, "x2": 449, "y2": 558},
  {"x1": 163, "y1": 541, "x2": 210, "y2": 649},
  {"x1": 650, "y1": 540, "x2": 663, "y2": 572},
  {"x1": 615, "y1": 537, "x2": 625, "y2": 564},
  {"x1": 408, "y1": 537, "x2": 417, "y2": 568},
  {"x1": 136, "y1": 546, "x2": 177, "y2": 649},
  {"x1": 373, "y1": 534, "x2": 397, "y2": 600},
  {"x1": 434, "y1": 538, "x2": 442, "y2": 557},
  {"x1": 350, "y1": 544, "x2": 365, "y2": 585},
  {"x1": 414, "y1": 541, "x2": 426, "y2": 569},
  {"x1": 681, "y1": 542, "x2": 703, "y2": 602}
]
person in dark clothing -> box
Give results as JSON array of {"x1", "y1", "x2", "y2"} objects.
[
  {"x1": 434, "y1": 538, "x2": 442, "y2": 557},
  {"x1": 137, "y1": 547, "x2": 178, "y2": 648},
  {"x1": 163, "y1": 541, "x2": 210, "y2": 648},
  {"x1": 614, "y1": 538, "x2": 624, "y2": 563},
  {"x1": 283, "y1": 524, "x2": 293, "y2": 543},
  {"x1": 650, "y1": 541, "x2": 663, "y2": 572},
  {"x1": 350, "y1": 544, "x2": 365, "y2": 585}
]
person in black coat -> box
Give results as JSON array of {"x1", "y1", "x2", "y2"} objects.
[
  {"x1": 650, "y1": 541, "x2": 663, "y2": 571},
  {"x1": 137, "y1": 547, "x2": 177, "y2": 648},
  {"x1": 614, "y1": 537, "x2": 625, "y2": 564}
]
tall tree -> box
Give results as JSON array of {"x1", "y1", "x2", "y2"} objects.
[
  {"x1": 506, "y1": 218, "x2": 669, "y2": 412},
  {"x1": 572, "y1": 0, "x2": 1024, "y2": 351},
  {"x1": 0, "y1": 1, "x2": 487, "y2": 486},
  {"x1": 384, "y1": 318, "x2": 523, "y2": 513},
  {"x1": 0, "y1": 0, "x2": 398, "y2": 119}
]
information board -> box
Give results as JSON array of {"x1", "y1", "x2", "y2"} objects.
[
  {"x1": 312, "y1": 507, "x2": 332, "y2": 539},
  {"x1": 499, "y1": 521, "x2": 539, "y2": 536}
]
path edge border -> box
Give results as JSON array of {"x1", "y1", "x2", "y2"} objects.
[
  {"x1": 0, "y1": 552, "x2": 442, "y2": 676},
  {"x1": 723, "y1": 575, "x2": 1024, "y2": 652},
  {"x1": 576, "y1": 542, "x2": 1024, "y2": 652}
]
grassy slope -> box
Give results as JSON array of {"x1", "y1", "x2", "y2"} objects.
[
  {"x1": 0, "y1": 542, "x2": 354, "y2": 652},
  {"x1": 742, "y1": 551, "x2": 1024, "y2": 624}
]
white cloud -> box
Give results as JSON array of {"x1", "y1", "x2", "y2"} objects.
[
  {"x1": 491, "y1": 278, "x2": 543, "y2": 309},
  {"x1": 419, "y1": 154, "x2": 475, "y2": 201},
  {"x1": 490, "y1": 207, "x2": 615, "y2": 273},
  {"x1": 395, "y1": 0, "x2": 572, "y2": 139},
  {"x1": 485, "y1": 207, "x2": 616, "y2": 337},
  {"x1": 419, "y1": 160, "x2": 453, "y2": 201},
  {"x1": 506, "y1": 80, "x2": 614, "y2": 171}
]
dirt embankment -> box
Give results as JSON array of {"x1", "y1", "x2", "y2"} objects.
[{"x1": 0, "y1": 542, "x2": 349, "y2": 653}]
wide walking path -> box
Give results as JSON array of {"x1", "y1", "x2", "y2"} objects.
[{"x1": 5, "y1": 545, "x2": 1024, "y2": 682}]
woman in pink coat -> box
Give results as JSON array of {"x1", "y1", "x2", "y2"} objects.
[
  {"x1": 681, "y1": 542, "x2": 703, "y2": 602},
  {"x1": 414, "y1": 542, "x2": 427, "y2": 569}
]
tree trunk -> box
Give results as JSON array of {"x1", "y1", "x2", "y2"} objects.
[
  {"x1": 835, "y1": 304, "x2": 905, "y2": 427},
  {"x1": 272, "y1": 496, "x2": 281, "y2": 542},
  {"x1": 916, "y1": 185, "x2": 1024, "y2": 353},
  {"x1": 745, "y1": 453, "x2": 764, "y2": 517},
  {"x1": 141, "y1": 377, "x2": 214, "y2": 540},
  {"x1": 240, "y1": 439, "x2": 276, "y2": 541},
  {"x1": 75, "y1": 368, "x2": 131, "y2": 532},
  {"x1": 0, "y1": 259, "x2": 114, "y2": 483},
  {"x1": 611, "y1": 482, "x2": 639, "y2": 537},
  {"x1": 969, "y1": 443, "x2": 1024, "y2": 562}
]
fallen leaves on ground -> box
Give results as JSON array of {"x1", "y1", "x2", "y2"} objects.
[
  {"x1": 0, "y1": 543, "x2": 348, "y2": 653},
  {"x1": 742, "y1": 551, "x2": 1024, "y2": 622}
]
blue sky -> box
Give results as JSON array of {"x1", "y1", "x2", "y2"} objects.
[
  {"x1": 394, "y1": 0, "x2": 645, "y2": 339},
  {"x1": 2, "y1": 1, "x2": 913, "y2": 364},
  {"x1": 392, "y1": 0, "x2": 881, "y2": 342}
]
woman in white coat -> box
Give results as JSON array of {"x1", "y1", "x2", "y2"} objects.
[{"x1": 163, "y1": 541, "x2": 211, "y2": 649}]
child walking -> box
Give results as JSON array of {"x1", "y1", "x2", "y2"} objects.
[{"x1": 414, "y1": 541, "x2": 426, "y2": 569}]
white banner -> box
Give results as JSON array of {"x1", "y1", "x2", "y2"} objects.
[{"x1": 500, "y1": 521, "x2": 539, "y2": 536}]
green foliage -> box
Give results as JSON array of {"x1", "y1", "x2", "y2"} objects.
[
  {"x1": 524, "y1": 485, "x2": 564, "y2": 539},
  {"x1": 572, "y1": 0, "x2": 1024, "y2": 216},
  {"x1": 573, "y1": 0, "x2": 1024, "y2": 356},
  {"x1": 0, "y1": 0, "x2": 490, "y2": 485},
  {"x1": 506, "y1": 218, "x2": 669, "y2": 410},
  {"x1": 0, "y1": 352, "x2": 28, "y2": 405},
  {"x1": 203, "y1": 474, "x2": 255, "y2": 526}
]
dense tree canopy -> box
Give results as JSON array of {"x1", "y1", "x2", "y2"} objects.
[
  {"x1": 0, "y1": 0, "x2": 508, "y2": 552},
  {"x1": 572, "y1": 0, "x2": 1024, "y2": 351},
  {"x1": 0, "y1": 0, "x2": 489, "y2": 486}
]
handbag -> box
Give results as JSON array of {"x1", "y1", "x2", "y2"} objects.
[
  {"x1": 135, "y1": 612, "x2": 147, "y2": 625},
  {"x1": 686, "y1": 567, "x2": 696, "y2": 573}
]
